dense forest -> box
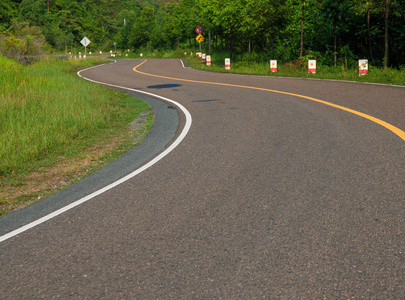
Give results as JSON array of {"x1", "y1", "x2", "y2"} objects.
[{"x1": 1, "y1": 0, "x2": 404, "y2": 68}]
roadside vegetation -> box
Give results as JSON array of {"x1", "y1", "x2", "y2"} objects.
[
  {"x1": 184, "y1": 52, "x2": 405, "y2": 87},
  {"x1": 122, "y1": 49, "x2": 405, "y2": 86},
  {"x1": 0, "y1": 55, "x2": 153, "y2": 215}
]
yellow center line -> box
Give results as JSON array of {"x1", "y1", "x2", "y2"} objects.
[{"x1": 133, "y1": 59, "x2": 405, "y2": 142}]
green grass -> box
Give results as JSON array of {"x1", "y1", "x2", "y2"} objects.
[
  {"x1": 0, "y1": 55, "x2": 153, "y2": 215},
  {"x1": 183, "y1": 54, "x2": 405, "y2": 86},
  {"x1": 0, "y1": 56, "x2": 149, "y2": 176}
]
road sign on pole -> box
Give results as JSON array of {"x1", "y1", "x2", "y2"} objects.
[
  {"x1": 196, "y1": 26, "x2": 205, "y2": 35},
  {"x1": 80, "y1": 37, "x2": 90, "y2": 47},
  {"x1": 196, "y1": 34, "x2": 204, "y2": 51},
  {"x1": 196, "y1": 34, "x2": 204, "y2": 43},
  {"x1": 80, "y1": 37, "x2": 91, "y2": 60}
]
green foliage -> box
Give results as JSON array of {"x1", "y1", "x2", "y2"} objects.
[
  {"x1": 0, "y1": 21, "x2": 49, "y2": 62},
  {"x1": 0, "y1": 0, "x2": 404, "y2": 67},
  {"x1": 0, "y1": 0, "x2": 19, "y2": 31}
]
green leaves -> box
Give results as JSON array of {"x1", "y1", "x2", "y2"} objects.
[{"x1": 0, "y1": 0, "x2": 404, "y2": 67}]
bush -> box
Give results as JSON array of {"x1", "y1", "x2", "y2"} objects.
[{"x1": 0, "y1": 20, "x2": 49, "y2": 63}]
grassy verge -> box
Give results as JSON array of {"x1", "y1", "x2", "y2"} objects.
[
  {"x1": 0, "y1": 55, "x2": 153, "y2": 215},
  {"x1": 184, "y1": 54, "x2": 405, "y2": 86},
  {"x1": 123, "y1": 49, "x2": 405, "y2": 86}
]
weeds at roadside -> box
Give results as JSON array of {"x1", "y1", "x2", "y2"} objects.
[{"x1": 0, "y1": 56, "x2": 154, "y2": 215}]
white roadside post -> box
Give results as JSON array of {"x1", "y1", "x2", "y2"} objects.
[
  {"x1": 225, "y1": 58, "x2": 231, "y2": 70},
  {"x1": 308, "y1": 60, "x2": 316, "y2": 73},
  {"x1": 207, "y1": 55, "x2": 211, "y2": 66},
  {"x1": 270, "y1": 60, "x2": 277, "y2": 72},
  {"x1": 359, "y1": 59, "x2": 368, "y2": 76},
  {"x1": 202, "y1": 53, "x2": 206, "y2": 63}
]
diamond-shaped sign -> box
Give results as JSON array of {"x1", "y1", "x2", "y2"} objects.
[
  {"x1": 196, "y1": 34, "x2": 204, "y2": 43},
  {"x1": 81, "y1": 37, "x2": 91, "y2": 47}
]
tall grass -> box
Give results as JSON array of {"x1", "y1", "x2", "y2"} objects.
[{"x1": 0, "y1": 55, "x2": 150, "y2": 176}]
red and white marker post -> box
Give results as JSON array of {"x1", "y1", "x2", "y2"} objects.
[
  {"x1": 308, "y1": 60, "x2": 316, "y2": 73},
  {"x1": 202, "y1": 53, "x2": 206, "y2": 63},
  {"x1": 359, "y1": 59, "x2": 368, "y2": 76},
  {"x1": 225, "y1": 58, "x2": 230, "y2": 70},
  {"x1": 270, "y1": 60, "x2": 277, "y2": 72},
  {"x1": 207, "y1": 55, "x2": 211, "y2": 66}
]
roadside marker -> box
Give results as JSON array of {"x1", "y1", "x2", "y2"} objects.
[
  {"x1": 225, "y1": 58, "x2": 230, "y2": 70},
  {"x1": 308, "y1": 60, "x2": 316, "y2": 73},
  {"x1": 270, "y1": 60, "x2": 277, "y2": 72},
  {"x1": 359, "y1": 59, "x2": 368, "y2": 76}
]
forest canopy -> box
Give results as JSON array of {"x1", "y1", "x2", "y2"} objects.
[{"x1": 1, "y1": 0, "x2": 404, "y2": 68}]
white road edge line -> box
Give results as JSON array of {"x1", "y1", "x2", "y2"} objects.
[{"x1": 0, "y1": 61, "x2": 192, "y2": 243}]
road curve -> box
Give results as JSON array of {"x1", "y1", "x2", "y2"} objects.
[{"x1": 1, "y1": 59, "x2": 404, "y2": 298}]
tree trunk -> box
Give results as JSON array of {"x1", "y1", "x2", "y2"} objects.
[
  {"x1": 384, "y1": 0, "x2": 389, "y2": 68},
  {"x1": 248, "y1": 38, "x2": 251, "y2": 60},
  {"x1": 240, "y1": 33, "x2": 243, "y2": 61},
  {"x1": 334, "y1": 20, "x2": 337, "y2": 68},
  {"x1": 270, "y1": 37, "x2": 274, "y2": 59},
  {"x1": 300, "y1": 0, "x2": 305, "y2": 57},
  {"x1": 230, "y1": 35, "x2": 233, "y2": 60},
  {"x1": 367, "y1": 6, "x2": 375, "y2": 65},
  {"x1": 208, "y1": 30, "x2": 211, "y2": 53}
]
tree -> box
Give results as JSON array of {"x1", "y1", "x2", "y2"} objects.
[
  {"x1": 320, "y1": 0, "x2": 353, "y2": 67},
  {"x1": 129, "y1": 6, "x2": 156, "y2": 49},
  {"x1": 0, "y1": 0, "x2": 19, "y2": 32},
  {"x1": 383, "y1": 0, "x2": 389, "y2": 68}
]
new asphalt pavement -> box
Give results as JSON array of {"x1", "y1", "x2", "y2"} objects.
[{"x1": 1, "y1": 59, "x2": 404, "y2": 298}]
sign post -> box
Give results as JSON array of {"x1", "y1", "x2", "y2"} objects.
[
  {"x1": 196, "y1": 26, "x2": 204, "y2": 52},
  {"x1": 80, "y1": 37, "x2": 91, "y2": 60},
  {"x1": 196, "y1": 34, "x2": 204, "y2": 52},
  {"x1": 196, "y1": 26, "x2": 204, "y2": 35}
]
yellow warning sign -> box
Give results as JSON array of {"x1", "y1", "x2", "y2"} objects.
[{"x1": 196, "y1": 34, "x2": 204, "y2": 43}]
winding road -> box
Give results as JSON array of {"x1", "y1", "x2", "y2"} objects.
[{"x1": 1, "y1": 59, "x2": 405, "y2": 298}]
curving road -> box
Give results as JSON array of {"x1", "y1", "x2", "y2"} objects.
[{"x1": 1, "y1": 59, "x2": 405, "y2": 298}]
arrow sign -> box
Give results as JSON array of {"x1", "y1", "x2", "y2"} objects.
[
  {"x1": 81, "y1": 37, "x2": 91, "y2": 47},
  {"x1": 196, "y1": 34, "x2": 204, "y2": 43}
]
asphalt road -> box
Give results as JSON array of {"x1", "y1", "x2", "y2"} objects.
[{"x1": 1, "y1": 59, "x2": 404, "y2": 298}]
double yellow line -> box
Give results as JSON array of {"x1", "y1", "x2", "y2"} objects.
[{"x1": 133, "y1": 60, "x2": 405, "y2": 142}]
